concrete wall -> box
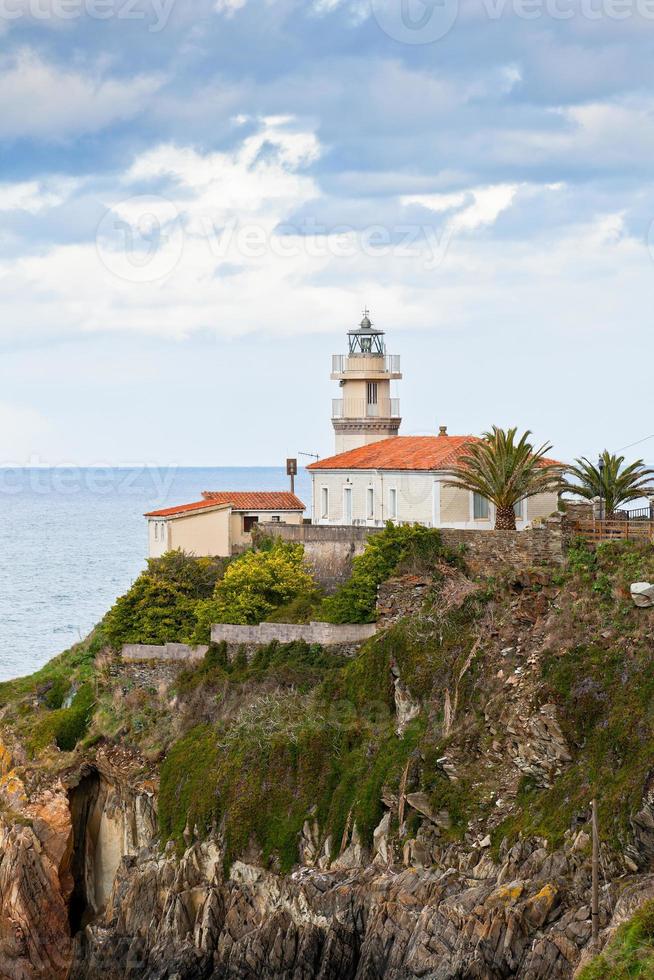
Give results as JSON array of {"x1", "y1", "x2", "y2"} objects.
[
  {"x1": 262, "y1": 515, "x2": 568, "y2": 588},
  {"x1": 122, "y1": 643, "x2": 209, "y2": 663},
  {"x1": 211, "y1": 621, "x2": 377, "y2": 647},
  {"x1": 260, "y1": 522, "x2": 381, "y2": 590}
]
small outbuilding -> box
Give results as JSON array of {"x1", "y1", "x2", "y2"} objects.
[{"x1": 145, "y1": 491, "x2": 306, "y2": 558}]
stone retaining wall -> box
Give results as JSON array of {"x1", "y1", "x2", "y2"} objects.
[
  {"x1": 438, "y1": 516, "x2": 567, "y2": 574},
  {"x1": 256, "y1": 523, "x2": 381, "y2": 591},
  {"x1": 210, "y1": 621, "x2": 377, "y2": 647},
  {"x1": 122, "y1": 643, "x2": 209, "y2": 663},
  {"x1": 261, "y1": 516, "x2": 568, "y2": 585}
]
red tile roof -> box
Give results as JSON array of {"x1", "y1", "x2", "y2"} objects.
[
  {"x1": 308, "y1": 436, "x2": 562, "y2": 471},
  {"x1": 308, "y1": 435, "x2": 478, "y2": 471},
  {"x1": 145, "y1": 492, "x2": 305, "y2": 519},
  {"x1": 201, "y1": 492, "x2": 306, "y2": 510}
]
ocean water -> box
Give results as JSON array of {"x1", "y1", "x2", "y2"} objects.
[{"x1": 0, "y1": 467, "x2": 312, "y2": 682}]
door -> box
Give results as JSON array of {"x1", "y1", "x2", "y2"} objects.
[{"x1": 343, "y1": 487, "x2": 353, "y2": 524}]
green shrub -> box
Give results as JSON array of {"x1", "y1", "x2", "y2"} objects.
[
  {"x1": 104, "y1": 551, "x2": 228, "y2": 648},
  {"x1": 323, "y1": 523, "x2": 457, "y2": 624},
  {"x1": 192, "y1": 541, "x2": 317, "y2": 639},
  {"x1": 264, "y1": 592, "x2": 324, "y2": 624}
]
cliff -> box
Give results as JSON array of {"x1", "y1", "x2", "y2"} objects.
[{"x1": 1, "y1": 539, "x2": 654, "y2": 979}]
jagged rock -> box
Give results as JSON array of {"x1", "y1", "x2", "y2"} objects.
[
  {"x1": 372, "y1": 812, "x2": 391, "y2": 865},
  {"x1": 331, "y1": 823, "x2": 368, "y2": 870},
  {"x1": 393, "y1": 675, "x2": 420, "y2": 736},
  {"x1": 405, "y1": 792, "x2": 451, "y2": 829}
]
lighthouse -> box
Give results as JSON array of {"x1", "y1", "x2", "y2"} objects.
[{"x1": 330, "y1": 311, "x2": 402, "y2": 454}]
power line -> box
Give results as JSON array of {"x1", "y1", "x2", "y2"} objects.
[{"x1": 616, "y1": 433, "x2": 654, "y2": 453}]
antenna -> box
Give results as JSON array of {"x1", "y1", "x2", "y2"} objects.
[{"x1": 298, "y1": 451, "x2": 320, "y2": 460}]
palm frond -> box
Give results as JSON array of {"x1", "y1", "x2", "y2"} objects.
[
  {"x1": 445, "y1": 426, "x2": 562, "y2": 513},
  {"x1": 561, "y1": 451, "x2": 654, "y2": 514}
]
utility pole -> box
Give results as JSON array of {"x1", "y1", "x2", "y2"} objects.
[{"x1": 592, "y1": 798, "x2": 600, "y2": 942}]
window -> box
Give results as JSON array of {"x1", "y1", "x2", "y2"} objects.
[
  {"x1": 271, "y1": 515, "x2": 281, "y2": 522},
  {"x1": 473, "y1": 493, "x2": 490, "y2": 520},
  {"x1": 243, "y1": 515, "x2": 259, "y2": 532},
  {"x1": 321, "y1": 487, "x2": 329, "y2": 520},
  {"x1": 366, "y1": 382, "x2": 378, "y2": 405},
  {"x1": 367, "y1": 487, "x2": 375, "y2": 519},
  {"x1": 389, "y1": 487, "x2": 397, "y2": 520},
  {"x1": 154, "y1": 523, "x2": 158, "y2": 541},
  {"x1": 514, "y1": 499, "x2": 524, "y2": 519}
]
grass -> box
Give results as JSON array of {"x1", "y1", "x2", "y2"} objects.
[{"x1": 578, "y1": 901, "x2": 654, "y2": 979}]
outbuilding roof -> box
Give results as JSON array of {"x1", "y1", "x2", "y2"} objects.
[
  {"x1": 201, "y1": 492, "x2": 306, "y2": 510},
  {"x1": 308, "y1": 435, "x2": 562, "y2": 472},
  {"x1": 145, "y1": 492, "x2": 305, "y2": 519}
]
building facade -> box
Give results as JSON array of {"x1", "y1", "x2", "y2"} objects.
[
  {"x1": 331, "y1": 311, "x2": 402, "y2": 454},
  {"x1": 145, "y1": 492, "x2": 305, "y2": 558},
  {"x1": 309, "y1": 435, "x2": 560, "y2": 530}
]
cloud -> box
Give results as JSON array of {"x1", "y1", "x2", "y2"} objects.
[
  {"x1": 0, "y1": 49, "x2": 163, "y2": 140},
  {"x1": 0, "y1": 178, "x2": 78, "y2": 214},
  {"x1": 215, "y1": 0, "x2": 247, "y2": 13}
]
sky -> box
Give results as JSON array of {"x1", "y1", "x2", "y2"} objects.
[{"x1": 1, "y1": 0, "x2": 653, "y2": 467}]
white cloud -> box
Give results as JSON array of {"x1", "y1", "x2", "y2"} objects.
[
  {"x1": 403, "y1": 183, "x2": 519, "y2": 232},
  {"x1": 215, "y1": 0, "x2": 247, "y2": 13},
  {"x1": 0, "y1": 49, "x2": 163, "y2": 139},
  {"x1": 0, "y1": 178, "x2": 77, "y2": 214},
  {"x1": 0, "y1": 117, "x2": 651, "y2": 365}
]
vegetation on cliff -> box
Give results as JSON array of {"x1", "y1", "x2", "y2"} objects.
[
  {"x1": 5, "y1": 527, "x2": 654, "y2": 959},
  {"x1": 192, "y1": 540, "x2": 318, "y2": 638},
  {"x1": 323, "y1": 522, "x2": 460, "y2": 623},
  {"x1": 103, "y1": 551, "x2": 228, "y2": 647},
  {"x1": 578, "y1": 900, "x2": 654, "y2": 978}
]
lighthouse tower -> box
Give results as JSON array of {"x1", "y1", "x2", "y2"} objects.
[{"x1": 331, "y1": 312, "x2": 402, "y2": 454}]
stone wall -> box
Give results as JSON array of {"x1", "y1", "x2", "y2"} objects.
[
  {"x1": 261, "y1": 516, "x2": 568, "y2": 586},
  {"x1": 257, "y1": 523, "x2": 382, "y2": 591},
  {"x1": 210, "y1": 621, "x2": 377, "y2": 648},
  {"x1": 122, "y1": 643, "x2": 209, "y2": 664},
  {"x1": 438, "y1": 515, "x2": 567, "y2": 575}
]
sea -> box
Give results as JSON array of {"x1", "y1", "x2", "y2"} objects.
[{"x1": 0, "y1": 467, "x2": 313, "y2": 683}]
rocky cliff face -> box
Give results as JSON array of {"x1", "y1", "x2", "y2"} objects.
[{"x1": 3, "y1": 547, "x2": 654, "y2": 979}]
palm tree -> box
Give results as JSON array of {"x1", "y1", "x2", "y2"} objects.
[
  {"x1": 561, "y1": 451, "x2": 654, "y2": 519},
  {"x1": 446, "y1": 426, "x2": 563, "y2": 531}
]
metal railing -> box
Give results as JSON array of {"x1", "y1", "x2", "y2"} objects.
[
  {"x1": 332, "y1": 398, "x2": 400, "y2": 419},
  {"x1": 331, "y1": 354, "x2": 401, "y2": 374},
  {"x1": 624, "y1": 506, "x2": 654, "y2": 521}
]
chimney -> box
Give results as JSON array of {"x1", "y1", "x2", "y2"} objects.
[{"x1": 439, "y1": 425, "x2": 448, "y2": 436}]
